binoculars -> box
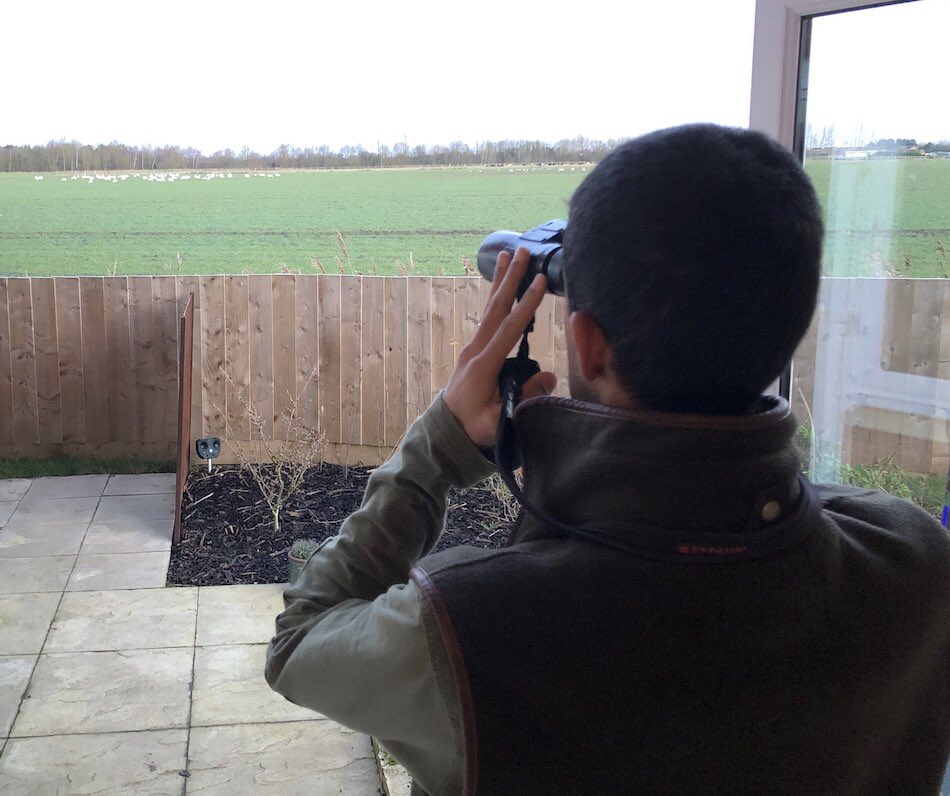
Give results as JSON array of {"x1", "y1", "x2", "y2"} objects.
[{"x1": 477, "y1": 219, "x2": 567, "y2": 297}]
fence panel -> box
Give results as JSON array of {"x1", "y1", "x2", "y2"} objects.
[
  {"x1": 104, "y1": 277, "x2": 134, "y2": 442},
  {"x1": 385, "y1": 278, "x2": 409, "y2": 447},
  {"x1": 0, "y1": 274, "x2": 946, "y2": 474},
  {"x1": 199, "y1": 275, "x2": 226, "y2": 440},
  {"x1": 55, "y1": 278, "x2": 84, "y2": 443},
  {"x1": 318, "y1": 275, "x2": 341, "y2": 443},
  {"x1": 32, "y1": 279, "x2": 61, "y2": 444},
  {"x1": 361, "y1": 278, "x2": 386, "y2": 447},
  {"x1": 248, "y1": 275, "x2": 274, "y2": 440},
  {"x1": 9, "y1": 278, "x2": 37, "y2": 445}
]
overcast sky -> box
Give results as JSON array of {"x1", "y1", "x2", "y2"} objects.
[{"x1": 1, "y1": 0, "x2": 946, "y2": 154}]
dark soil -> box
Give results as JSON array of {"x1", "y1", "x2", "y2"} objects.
[{"x1": 167, "y1": 464, "x2": 517, "y2": 586}]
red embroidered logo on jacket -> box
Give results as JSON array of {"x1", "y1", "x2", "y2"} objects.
[{"x1": 677, "y1": 544, "x2": 749, "y2": 556}]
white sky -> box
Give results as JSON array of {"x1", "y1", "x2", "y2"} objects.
[
  {"x1": 805, "y1": 0, "x2": 950, "y2": 146},
  {"x1": 0, "y1": 0, "x2": 945, "y2": 154}
]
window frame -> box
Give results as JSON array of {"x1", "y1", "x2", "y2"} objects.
[{"x1": 749, "y1": 0, "x2": 918, "y2": 147}]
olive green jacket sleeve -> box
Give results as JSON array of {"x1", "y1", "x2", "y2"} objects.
[{"x1": 265, "y1": 394, "x2": 494, "y2": 794}]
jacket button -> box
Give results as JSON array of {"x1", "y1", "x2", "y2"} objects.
[{"x1": 761, "y1": 501, "x2": 781, "y2": 522}]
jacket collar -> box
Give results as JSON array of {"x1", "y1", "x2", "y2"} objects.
[{"x1": 508, "y1": 394, "x2": 809, "y2": 547}]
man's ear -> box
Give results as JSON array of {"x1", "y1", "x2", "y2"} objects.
[{"x1": 568, "y1": 311, "x2": 610, "y2": 383}]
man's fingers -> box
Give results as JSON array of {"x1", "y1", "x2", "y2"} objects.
[
  {"x1": 469, "y1": 247, "x2": 530, "y2": 350},
  {"x1": 481, "y1": 273, "x2": 547, "y2": 364}
]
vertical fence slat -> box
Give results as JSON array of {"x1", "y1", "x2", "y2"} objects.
[
  {"x1": 7, "y1": 280, "x2": 36, "y2": 444},
  {"x1": 200, "y1": 276, "x2": 226, "y2": 439},
  {"x1": 454, "y1": 277, "x2": 481, "y2": 351},
  {"x1": 937, "y1": 281, "x2": 950, "y2": 381},
  {"x1": 32, "y1": 279, "x2": 62, "y2": 444},
  {"x1": 56, "y1": 278, "x2": 84, "y2": 442},
  {"x1": 154, "y1": 276, "x2": 180, "y2": 443},
  {"x1": 361, "y1": 278, "x2": 385, "y2": 447},
  {"x1": 294, "y1": 275, "x2": 319, "y2": 438},
  {"x1": 431, "y1": 277, "x2": 456, "y2": 399},
  {"x1": 911, "y1": 279, "x2": 943, "y2": 378},
  {"x1": 0, "y1": 280, "x2": 12, "y2": 445},
  {"x1": 407, "y1": 277, "x2": 431, "y2": 422},
  {"x1": 104, "y1": 277, "x2": 134, "y2": 442},
  {"x1": 340, "y1": 275, "x2": 362, "y2": 446},
  {"x1": 129, "y1": 276, "x2": 156, "y2": 442},
  {"x1": 318, "y1": 275, "x2": 342, "y2": 444},
  {"x1": 248, "y1": 275, "x2": 274, "y2": 440},
  {"x1": 80, "y1": 278, "x2": 108, "y2": 442},
  {"x1": 174, "y1": 295, "x2": 194, "y2": 545},
  {"x1": 224, "y1": 275, "x2": 250, "y2": 441},
  {"x1": 385, "y1": 278, "x2": 408, "y2": 446},
  {"x1": 531, "y1": 292, "x2": 556, "y2": 379},
  {"x1": 882, "y1": 279, "x2": 914, "y2": 373},
  {"x1": 273, "y1": 273, "x2": 297, "y2": 441},
  {"x1": 177, "y1": 276, "x2": 203, "y2": 446},
  {"x1": 552, "y1": 294, "x2": 569, "y2": 397}
]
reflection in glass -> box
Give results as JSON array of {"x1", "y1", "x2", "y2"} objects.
[{"x1": 792, "y1": 0, "x2": 949, "y2": 518}]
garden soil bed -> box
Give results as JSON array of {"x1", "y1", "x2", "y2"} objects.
[{"x1": 167, "y1": 464, "x2": 518, "y2": 587}]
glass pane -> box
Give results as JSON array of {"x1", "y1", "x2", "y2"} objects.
[{"x1": 793, "y1": 0, "x2": 950, "y2": 520}]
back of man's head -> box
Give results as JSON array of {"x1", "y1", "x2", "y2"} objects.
[{"x1": 563, "y1": 123, "x2": 823, "y2": 415}]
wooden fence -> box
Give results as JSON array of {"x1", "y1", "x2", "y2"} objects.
[
  {"x1": 0, "y1": 274, "x2": 946, "y2": 472},
  {"x1": 0, "y1": 275, "x2": 568, "y2": 466}
]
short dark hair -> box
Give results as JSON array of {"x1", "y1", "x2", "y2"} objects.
[{"x1": 563, "y1": 123, "x2": 823, "y2": 414}]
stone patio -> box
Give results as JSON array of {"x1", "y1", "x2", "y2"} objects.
[{"x1": 0, "y1": 474, "x2": 384, "y2": 794}]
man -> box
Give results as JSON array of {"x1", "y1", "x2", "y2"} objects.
[{"x1": 266, "y1": 124, "x2": 950, "y2": 793}]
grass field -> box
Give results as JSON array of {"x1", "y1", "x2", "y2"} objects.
[
  {"x1": 805, "y1": 158, "x2": 950, "y2": 277},
  {"x1": 0, "y1": 159, "x2": 947, "y2": 277},
  {"x1": 0, "y1": 167, "x2": 587, "y2": 276}
]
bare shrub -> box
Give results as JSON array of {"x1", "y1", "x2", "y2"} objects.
[{"x1": 219, "y1": 368, "x2": 326, "y2": 532}]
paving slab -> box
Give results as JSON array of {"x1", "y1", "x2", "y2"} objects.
[
  {"x1": 0, "y1": 523, "x2": 88, "y2": 558},
  {"x1": 196, "y1": 583, "x2": 285, "y2": 646},
  {"x1": 0, "y1": 480, "x2": 31, "y2": 502},
  {"x1": 24, "y1": 475, "x2": 107, "y2": 499},
  {"x1": 0, "y1": 593, "x2": 60, "y2": 655},
  {"x1": 7, "y1": 496, "x2": 99, "y2": 526},
  {"x1": 377, "y1": 742, "x2": 413, "y2": 796},
  {"x1": 0, "y1": 729, "x2": 188, "y2": 793},
  {"x1": 80, "y1": 520, "x2": 172, "y2": 554},
  {"x1": 66, "y1": 551, "x2": 170, "y2": 591},
  {"x1": 92, "y1": 493, "x2": 174, "y2": 524},
  {"x1": 191, "y1": 643, "x2": 315, "y2": 726},
  {"x1": 104, "y1": 473, "x2": 176, "y2": 496},
  {"x1": 0, "y1": 503, "x2": 17, "y2": 528},
  {"x1": 187, "y1": 721, "x2": 378, "y2": 794},
  {"x1": 0, "y1": 655, "x2": 35, "y2": 738},
  {"x1": 11, "y1": 648, "x2": 193, "y2": 736},
  {"x1": 0, "y1": 557, "x2": 75, "y2": 595},
  {"x1": 46, "y1": 588, "x2": 198, "y2": 652}
]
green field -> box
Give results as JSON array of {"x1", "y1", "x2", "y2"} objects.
[
  {"x1": 804, "y1": 158, "x2": 950, "y2": 277},
  {"x1": 0, "y1": 159, "x2": 947, "y2": 277},
  {"x1": 0, "y1": 167, "x2": 587, "y2": 277}
]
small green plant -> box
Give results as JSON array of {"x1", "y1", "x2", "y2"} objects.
[
  {"x1": 289, "y1": 537, "x2": 320, "y2": 561},
  {"x1": 796, "y1": 424, "x2": 944, "y2": 519}
]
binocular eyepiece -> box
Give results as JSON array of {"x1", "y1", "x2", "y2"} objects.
[{"x1": 477, "y1": 219, "x2": 567, "y2": 297}]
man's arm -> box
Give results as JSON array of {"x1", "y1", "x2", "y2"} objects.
[
  {"x1": 265, "y1": 395, "x2": 494, "y2": 791},
  {"x1": 265, "y1": 248, "x2": 554, "y2": 792}
]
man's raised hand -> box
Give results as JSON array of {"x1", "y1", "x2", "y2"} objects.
[{"x1": 443, "y1": 247, "x2": 557, "y2": 448}]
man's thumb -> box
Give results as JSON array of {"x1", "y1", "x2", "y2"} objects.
[{"x1": 522, "y1": 371, "x2": 557, "y2": 399}]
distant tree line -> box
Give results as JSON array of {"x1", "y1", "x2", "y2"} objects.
[
  {"x1": 1, "y1": 136, "x2": 624, "y2": 173},
  {"x1": 805, "y1": 123, "x2": 949, "y2": 155}
]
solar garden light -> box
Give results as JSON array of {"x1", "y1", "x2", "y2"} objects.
[{"x1": 196, "y1": 437, "x2": 221, "y2": 473}]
